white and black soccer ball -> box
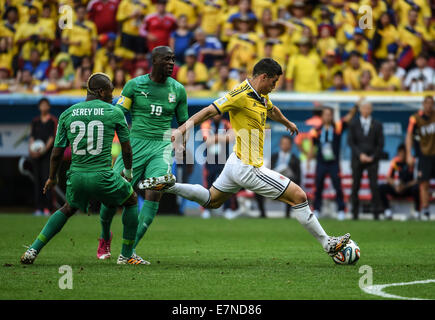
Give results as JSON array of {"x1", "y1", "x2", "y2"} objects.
[
  {"x1": 332, "y1": 240, "x2": 360, "y2": 265},
  {"x1": 30, "y1": 139, "x2": 45, "y2": 153}
]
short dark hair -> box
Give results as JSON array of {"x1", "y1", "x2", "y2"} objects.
[
  {"x1": 87, "y1": 73, "x2": 111, "y2": 95},
  {"x1": 334, "y1": 71, "x2": 343, "y2": 78},
  {"x1": 397, "y1": 143, "x2": 406, "y2": 153},
  {"x1": 38, "y1": 97, "x2": 50, "y2": 107},
  {"x1": 280, "y1": 135, "x2": 292, "y2": 142},
  {"x1": 253, "y1": 58, "x2": 283, "y2": 78},
  {"x1": 424, "y1": 95, "x2": 434, "y2": 103}
]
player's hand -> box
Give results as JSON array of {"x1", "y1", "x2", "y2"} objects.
[
  {"x1": 286, "y1": 121, "x2": 299, "y2": 136},
  {"x1": 43, "y1": 177, "x2": 57, "y2": 194},
  {"x1": 121, "y1": 168, "x2": 133, "y2": 182}
]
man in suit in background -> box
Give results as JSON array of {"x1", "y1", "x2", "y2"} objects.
[
  {"x1": 348, "y1": 100, "x2": 384, "y2": 220},
  {"x1": 255, "y1": 135, "x2": 301, "y2": 218}
]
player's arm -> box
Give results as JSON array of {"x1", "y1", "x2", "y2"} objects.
[
  {"x1": 341, "y1": 103, "x2": 358, "y2": 124},
  {"x1": 43, "y1": 146, "x2": 65, "y2": 194},
  {"x1": 176, "y1": 104, "x2": 218, "y2": 138},
  {"x1": 114, "y1": 108, "x2": 133, "y2": 180},
  {"x1": 44, "y1": 114, "x2": 67, "y2": 193},
  {"x1": 116, "y1": 80, "x2": 135, "y2": 115},
  {"x1": 405, "y1": 116, "x2": 415, "y2": 166},
  {"x1": 267, "y1": 105, "x2": 298, "y2": 135}
]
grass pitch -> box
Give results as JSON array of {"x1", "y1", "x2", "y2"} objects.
[{"x1": 1, "y1": 213, "x2": 435, "y2": 300}]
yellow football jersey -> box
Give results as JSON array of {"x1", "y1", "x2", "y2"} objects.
[{"x1": 212, "y1": 79, "x2": 274, "y2": 167}]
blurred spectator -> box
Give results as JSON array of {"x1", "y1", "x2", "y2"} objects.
[
  {"x1": 225, "y1": 0, "x2": 257, "y2": 38},
  {"x1": 227, "y1": 15, "x2": 258, "y2": 74},
  {"x1": 177, "y1": 48, "x2": 209, "y2": 86},
  {"x1": 406, "y1": 96, "x2": 435, "y2": 220},
  {"x1": 343, "y1": 27, "x2": 370, "y2": 62},
  {"x1": 397, "y1": 9, "x2": 431, "y2": 67},
  {"x1": 0, "y1": 6, "x2": 18, "y2": 48},
  {"x1": 117, "y1": 0, "x2": 149, "y2": 55},
  {"x1": 73, "y1": 56, "x2": 93, "y2": 89},
  {"x1": 320, "y1": 50, "x2": 342, "y2": 90},
  {"x1": 200, "y1": 113, "x2": 235, "y2": 219},
  {"x1": 184, "y1": 69, "x2": 205, "y2": 92},
  {"x1": 167, "y1": 0, "x2": 200, "y2": 30},
  {"x1": 0, "y1": 37, "x2": 14, "y2": 78},
  {"x1": 87, "y1": 0, "x2": 119, "y2": 34},
  {"x1": 169, "y1": 15, "x2": 194, "y2": 65},
  {"x1": 386, "y1": 53, "x2": 406, "y2": 82},
  {"x1": 348, "y1": 100, "x2": 384, "y2": 220},
  {"x1": 285, "y1": 0, "x2": 318, "y2": 41},
  {"x1": 256, "y1": 7, "x2": 273, "y2": 38},
  {"x1": 23, "y1": 49, "x2": 50, "y2": 81},
  {"x1": 93, "y1": 33, "x2": 117, "y2": 76},
  {"x1": 29, "y1": 98, "x2": 57, "y2": 216},
  {"x1": 257, "y1": 135, "x2": 301, "y2": 218},
  {"x1": 140, "y1": 0, "x2": 177, "y2": 52},
  {"x1": 113, "y1": 68, "x2": 128, "y2": 89},
  {"x1": 359, "y1": 69, "x2": 373, "y2": 91},
  {"x1": 40, "y1": 3, "x2": 56, "y2": 35},
  {"x1": 328, "y1": 71, "x2": 349, "y2": 91},
  {"x1": 308, "y1": 105, "x2": 357, "y2": 220},
  {"x1": 286, "y1": 37, "x2": 321, "y2": 92},
  {"x1": 343, "y1": 51, "x2": 376, "y2": 90},
  {"x1": 61, "y1": 4, "x2": 98, "y2": 68},
  {"x1": 317, "y1": 25, "x2": 337, "y2": 59},
  {"x1": 199, "y1": 0, "x2": 225, "y2": 36},
  {"x1": 379, "y1": 144, "x2": 419, "y2": 220},
  {"x1": 14, "y1": 6, "x2": 53, "y2": 63},
  {"x1": 394, "y1": 0, "x2": 431, "y2": 27},
  {"x1": 52, "y1": 53, "x2": 75, "y2": 85},
  {"x1": 403, "y1": 54, "x2": 434, "y2": 92},
  {"x1": 372, "y1": 12, "x2": 399, "y2": 67},
  {"x1": 211, "y1": 64, "x2": 238, "y2": 92},
  {"x1": 13, "y1": 69, "x2": 38, "y2": 92},
  {"x1": 261, "y1": 21, "x2": 289, "y2": 68},
  {"x1": 190, "y1": 28, "x2": 224, "y2": 69},
  {"x1": 370, "y1": 61, "x2": 402, "y2": 91}
]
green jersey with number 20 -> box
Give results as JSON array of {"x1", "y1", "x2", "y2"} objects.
[
  {"x1": 116, "y1": 74, "x2": 189, "y2": 141},
  {"x1": 54, "y1": 100, "x2": 130, "y2": 172}
]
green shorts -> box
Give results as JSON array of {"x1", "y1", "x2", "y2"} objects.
[
  {"x1": 66, "y1": 169, "x2": 134, "y2": 213},
  {"x1": 113, "y1": 138, "x2": 173, "y2": 188}
]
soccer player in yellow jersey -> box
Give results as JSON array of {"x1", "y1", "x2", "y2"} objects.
[{"x1": 139, "y1": 58, "x2": 351, "y2": 257}]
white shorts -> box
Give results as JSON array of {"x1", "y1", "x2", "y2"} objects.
[{"x1": 212, "y1": 153, "x2": 291, "y2": 200}]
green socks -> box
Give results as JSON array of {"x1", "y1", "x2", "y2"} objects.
[
  {"x1": 100, "y1": 204, "x2": 117, "y2": 241},
  {"x1": 133, "y1": 200, "x2": 159, "y2": 250},
  {"x1": 30, "y1": 210, "x2": 68, "y2": 252},
  {"x1": 121, "y1": 204, "x2": 138, "y2": 258}
]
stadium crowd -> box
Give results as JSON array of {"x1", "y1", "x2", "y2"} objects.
[{"x1": 1, "y1": 0, "x2": 435, "y2": 94}]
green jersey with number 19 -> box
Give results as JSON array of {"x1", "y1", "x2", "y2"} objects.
[
  {"x1": 54, "y1": 100, "x2": 130, "y2": 172},
  {"x1": 116, "y1": 74, "x2": 189, "y2": 141}
]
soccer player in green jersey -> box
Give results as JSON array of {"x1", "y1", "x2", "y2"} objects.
[
  {"x1": 21, "y1": 73, "x2": 147, "y2": 265},
  {"x1": 97, "y1": 46, "x2": 189, "y2": 262}
]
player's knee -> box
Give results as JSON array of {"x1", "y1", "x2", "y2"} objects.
[
  {"x1": 206, "y1": 199, "x2": 223, "y2": 209},
  {"x1": 60, "y1": 203, "x2": 78, "y2": 218},
  {"x1": 123, "y1": 192, "x2": 138, "y2": 207},
  {"x1": 293, "y1": 185, "x2": 307, "y2": 204}
]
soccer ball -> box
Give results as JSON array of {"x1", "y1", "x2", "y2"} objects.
[
  {"x1": 30, "y1": 140, "x2": 45, "y2": 153},
  {"x1": 332, "y1": 240, "x2": 360, "y2": 265}
]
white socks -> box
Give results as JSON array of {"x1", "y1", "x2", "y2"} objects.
[
  {"x1": 166, "y1": 183, "x2": 211, "y2": 207},
  {"x1": 292, "y1": 201, "x2": 329, "y2": 249}
]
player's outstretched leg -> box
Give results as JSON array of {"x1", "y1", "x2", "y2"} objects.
[
  {"x1": 139, "y1": 174, "x2": 213, "y2": 207},
  {"x1": 117, "y1": 192, "x2": 150, "y2": 265},
  {"x1": 277, "y1": 182, "x2": 350, "y2": 256},
  {"x1": 21, "y1": 203, "x2": 77, "y2": 264}
]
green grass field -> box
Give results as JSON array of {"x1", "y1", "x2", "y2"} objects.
[{"x1": 1, "y1": 213, "x2": 435, "y2": 300}]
